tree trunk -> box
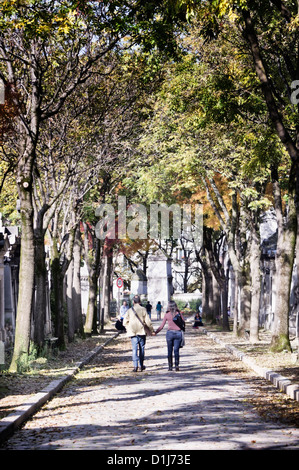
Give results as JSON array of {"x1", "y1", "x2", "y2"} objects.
[
  {"x1": 271, "y1": 222, "x2": 296, "y2": 351},
  {"x1": 233, "y1": 269, "x2": 239, "y2": 336},
  {"x1": 201, "y1": 272, "x2": 208, "y2": 319},
  {"x1": 33, "y1": 233, "x2": 47, "y2": 349},
  {"x1": 271, "y1": 175, "x2": 296, "y2": 351},
  {"x1": 212, "y1": 271, "x2": 220, "y2": 323},
  {"x1": 238, "y1": 263, "x2": 251, "y2": 337},
  {"x1": 66, "y1": 259, "x2": 75, "y2": 343},
  {"x1": 9, "y1": 65, "x2": 39, "y2": 371},
  {"x1": 51, "y1": 237, "x2": 66, "y2": 350},
  {"x1": 72, "y1": 227, "x2": 84, "y2": 337},
  {"x1": 85, "y1": 272, "x2": 98, "y2": 336},
  {"x1": 249, "y1": 224, "x2": 261, "y2": 343},
  {"x1": 83, "y1": 225, "x2": 101, "y2": 336},
  {"x1": 198, "y1": 247, "x2": 213, "y2": 322},
  {"x1": 50, "y1": 205, "x2": 77, "y2": 346},
  {"x1": 272, "y1": 243, "x2": 294, "y2": 352},
  {"x1": 9, "y1": 183, "x2": 35, "y2": 371}
]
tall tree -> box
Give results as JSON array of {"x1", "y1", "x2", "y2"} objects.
[{"x1": 186, "y1": 0, "x2": 299, "y2": 349}]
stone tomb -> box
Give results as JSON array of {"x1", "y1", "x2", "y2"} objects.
[{"x1": 146, "y1": 250, "x2": 173, "y2": 313}]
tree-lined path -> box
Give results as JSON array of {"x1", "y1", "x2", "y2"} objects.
[{"x1": 1, "y1": 325, "x2": 299, "y2": 451}]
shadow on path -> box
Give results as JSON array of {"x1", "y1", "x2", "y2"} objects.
[{"x1": 1, "y1": 327, "x2": 299, "y2": 450}]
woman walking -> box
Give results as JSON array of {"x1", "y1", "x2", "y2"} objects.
[{"x1": 155, "y1": 301, "x2": 185, "y2": 371}]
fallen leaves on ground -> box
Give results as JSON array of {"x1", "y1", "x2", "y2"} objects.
[{"x1": 1, "y1": 326, "x2": 299, "y2": 429}]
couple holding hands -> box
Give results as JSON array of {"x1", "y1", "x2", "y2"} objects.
[{"x1": 123, "y1": 295, "x2": 185, "y2": 372}]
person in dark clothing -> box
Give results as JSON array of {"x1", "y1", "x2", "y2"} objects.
[
  {"x1": 193, "y1": 313, "x2": 203, "y2": 328},
  {"x1": 146, "y1": 301, "x2": 152, "y2": 319}
]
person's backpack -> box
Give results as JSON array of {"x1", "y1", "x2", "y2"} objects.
[{"x1": 172, "y1": 312, "x2": 185, "y2": 331}]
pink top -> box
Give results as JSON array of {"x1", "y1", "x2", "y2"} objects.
[{"x1": 156, "y1": 311, "x2": 185, "y2": 334}]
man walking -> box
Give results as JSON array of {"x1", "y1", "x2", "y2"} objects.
[{"x1": 123, "y1": 295, "x2": 155, "y2": 372}]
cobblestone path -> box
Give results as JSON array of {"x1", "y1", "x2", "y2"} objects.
[{"x1": 1, "y1": 325, "x2": 299, "y2": 450}]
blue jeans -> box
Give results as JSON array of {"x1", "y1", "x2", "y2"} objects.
[
  {"x1": 166, "y1": 330, "x2": 182, "y2": 367},
  {"x1": 131, "y1": 335, "x2": 146, "y2": 368}
]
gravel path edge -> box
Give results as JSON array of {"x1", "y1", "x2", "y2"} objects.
[
  {"x1": 0, "y1": 332, "x2": 120, "y2": 444},
  {"x1": 204, "y1": 329, "x2": 299, "y2": 402}
]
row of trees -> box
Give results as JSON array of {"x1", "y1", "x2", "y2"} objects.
[
  {"x1": 124, "y1": 1, "x2": 299, "y2": 352},
  {"x1": 1, "y1": 1, "x2": 299, "y2": 371},
  {"x1": 0, "y1": 0, "x2": 177, "y2": 371}
]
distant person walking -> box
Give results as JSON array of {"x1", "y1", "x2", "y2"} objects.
[
  {"x1": 156, "y1": 301, "x2": 162, "y2": 320},
  {"x1": 123, "y1": 295, "x2": 155, "y2": 372},
  {"x1": 146, "y1": 301, "x2": 152, "y2": 319},
  {"x1": 155, "y1": 300, "x2": 185, "y2": 371}
]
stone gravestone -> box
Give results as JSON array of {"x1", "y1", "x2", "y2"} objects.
[{"x1": 147, "y1": 250, "x2": 173, "y2": 314}]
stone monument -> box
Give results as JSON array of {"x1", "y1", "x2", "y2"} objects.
[
  {"x1": 130, "y1": 269, "x2": 147, "y2": 297},
  {"x1": 147, "y1": 250, "x2": 173, "y2": 313}
]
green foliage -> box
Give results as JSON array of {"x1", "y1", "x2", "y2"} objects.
[
  {"x1": 174, "y1": 299, "x2": 187, "y2": 310},
  {"x1": 189, "y1": 298, "x2": 201, "y2": 311},
  {"x1": 0, "y1": 1, "x2": 83, "y2": 39},
  {"x1": 15, "y1": 343, "x2": 40, "y2": 373},
  {"x1": 121, "y1": 23, "x2": 277, "y2": 219}
]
